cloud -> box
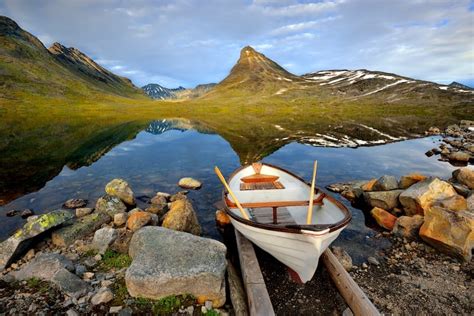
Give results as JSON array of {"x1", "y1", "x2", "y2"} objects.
[{"x1": 0, "y1": 0, "x2": 472, "y2": 87}]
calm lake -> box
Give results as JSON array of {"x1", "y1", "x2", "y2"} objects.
[{"x1": 0, "y1": 119, "x2": 457, "y2": 262}]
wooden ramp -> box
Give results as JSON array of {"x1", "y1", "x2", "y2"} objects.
[{"x1": 235, "y1": 229, "x2": 275, "y2": 316}]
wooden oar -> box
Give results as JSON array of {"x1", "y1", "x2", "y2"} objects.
[
  {"x1": 306, "y1": 161, "x2": 318, "y2": 224},
  {"x1": 215, "y1": 166, "x2": 250, "y2": 220}
]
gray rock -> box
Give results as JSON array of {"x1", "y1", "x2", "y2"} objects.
[
  {"x1": 76, "y1": 208, "x2": 93, "y2": 218},
  {"x1": 367, "y1": 256, "x2": 380, "y2": 266},
  {"x1": 0, "y1": 210, "x2": 73, "y2": 270},
  {"x1": 109, "y1": 306, "x2": 123, "y2": 314},
  {"x1": 110, "y1": 228, "x2": 133, "y2": 254},
  {"x1": 52, "y1": 212, "x2": 111, "y2": 247},
  {"x1": 12, "y1": 253, "x2": 74, "y2": 280},
  {"x1": 52, "y1": 268, "x2": 90, "y2": 298},
  {"x1": 91, "y1": 287, "x2": 114, "y2": 305},
  {"x1": 66, "y1": 309, "x2": 79, "y2": 316},
  {"x1": 373, "y1": 175, "x2": 399, "y2": 191},
  {"x1": 95, "y1": 194, "x2": 127, "y2": 217},
  {"x1": 105, "y1": 179, "x2": 135, "y2": 206},
  {"x1": 392, "y1": 215, "x2": 424, "y2": 240},
  {"x1": 118, "y1": 307, "x2": 133, "y2": 316},
  {"x1": 363, "y1": 190, "x2": 403, "y2": 211},
  {"x1": 178, "y1": 177, "x2": 202, "y2": 190},
  {"x1": 92, "y1": 227, "x2": 118, "y2": 254},
  {"x1": 75, "y1": 264, "x2": 86, "y2": 277},
  {"x1": 125, "y1": 227, "x2": 227, "y2": 307}
]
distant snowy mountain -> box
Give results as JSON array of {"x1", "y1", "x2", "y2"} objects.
[{"x1": 141, "y1": 84, "x2": 185, "y2": 99}]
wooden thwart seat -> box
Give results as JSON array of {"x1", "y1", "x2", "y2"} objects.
[
  {"x1": 250, "y1": 207, "x2": 296, "y2": 225},
  {"x1": 225, "y1": 193, "x2": 326, "y2": 209},
  {"x1": 240, "y1": 181, "x2": 285, "y2": 191}
]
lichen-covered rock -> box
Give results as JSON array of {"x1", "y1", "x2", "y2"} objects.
[
  {"x1": 95, "y1": 195, "x2": 127, "y2": 217},
  {"x1": 92, "y1": 227, "x2": 118, "y2": 254},
  {"x1": 162, "y1": 199, "x2": 201, "y2": 235},
  {"x1": 125, "y1": 227, "x2": 226, "y2": 307},
  {"x1": 52, "y1": 212, "x2": 110, "y2": 247},
  {"x1": 419, "y1": 204, "x2": 473, "y2": 261},
  {"x1": 0, "y1": 210, "x2": 73, "y2": 270},
  {"x1": 126, "y1": 211, "x2": 151, "y2": 232},
  {"x1": 361, "y1": 179, "x2": 377, "y2": 192},
  {"x1": 363, "y1": 190, "x2": 403, "y2": 211},
  {"x1": 105, "y1": 179, "x2": 135, "y2": 206},
  {"x1": 453, "y1": 167, "x2": 474, "y2": 190},
  {"x1": 399, "y1": 178, "x2": 457, "y2": 216},
  {"x1": 392, "y1": 215, "x2": 424, "y2": 240},
  {"x1": 370, "y1": 207, "x2": 397, "y2": 230},
  {"x1": 373, "y1": 175, "x2": 399, "y2": 191},
  {"x1": 178, "y1": 177, "x2": 202, "y2": 190},
  {"x1": 435, "y1": 195, "x2": 467, "y2": 211},
  {"x1": 399, "y1": 173, "x2": 427, "y2": 189}
]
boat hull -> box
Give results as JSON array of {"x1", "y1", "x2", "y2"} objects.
[{"x1": 230, "y1": 217, "x2": 346, "y2": 283}]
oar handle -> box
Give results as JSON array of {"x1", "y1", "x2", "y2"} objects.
[
  {"x1": 215, "y1": 166, "x2": 250, "y2": 220},
  {"x1": 306, "y1": 161, "x2": 318, "y2": 224}
]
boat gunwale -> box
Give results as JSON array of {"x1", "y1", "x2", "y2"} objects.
[{"x1": 222, "y1": 163, "x2": 352, "y2": 234}]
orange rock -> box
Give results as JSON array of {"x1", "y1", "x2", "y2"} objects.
[
  {"x1": 371, "y1": 207, "x2": 397, "y2": 230},
  {"x1": 215, "y1": 210, "x2": 231, "y2": 227},
  {"x1": 399, "y1": 173, "x2": 427, "y2": 189},
  {"x1": 361, "y1": 179, "x2": 377, "y2": 191},
  {"x1": 126, "y1": 211, "x2": 151, "y2": 232}
]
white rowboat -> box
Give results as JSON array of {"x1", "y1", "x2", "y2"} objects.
[{"x1": 222, "y1": 163, "x2": 351, "y2": 283}]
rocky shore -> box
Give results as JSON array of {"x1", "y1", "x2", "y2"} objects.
[{"x1": 0, "y1": 177, "x2": 233, "y2": 315}]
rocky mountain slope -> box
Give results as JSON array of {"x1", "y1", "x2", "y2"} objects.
[
  {"x1": 142, "y1": 83, "x2": 185, "y2": 99},
  {"x1": 204, "y1": 46, "x2": 473, "y2": 107},
  {"x1": 0, "y1": 15, "x2": 144, "y2": 99}
]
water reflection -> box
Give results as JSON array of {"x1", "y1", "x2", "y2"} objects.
[{"x1": 0, "y1": 119, "x2": 457, "y2": 261}]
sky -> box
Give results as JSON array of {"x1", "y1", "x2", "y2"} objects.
[{"x1": 0, "y1": 0, "x2": 473, "y2": 88}]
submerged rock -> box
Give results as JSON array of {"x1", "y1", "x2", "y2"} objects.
[
  {"x1": 63, "y1": 199, "x2": 88, "y2": 209},
  {"x1": 399, "y1": 178, "x2": 457, "y2": 216},
  {"x1": 392, "y1": 215, "x2": 424, "y2": 240},
  {"x1": 162, "y1": 199, "x2": 201, "y2": 235},
  {"x1": 52, "y1": 212, "x2": 110, "y2": 247},
  {"x1": 0, "y1": 210, "x2": 73, "y2": 270},
  {"x1": 125, "y1": 227, "x2": 227, "y2": 307},
  {"x1": 178, "y1": 177, "x2": 202, "y2": 190},
  {"x1": 419, "y1": 203, "x2": 473, "y2": 261},
  {"x1": 105, "y1": 179, "x2": 135, "y2": 206},
  {"x1": 371, "y1": 207, "x2": 397, "y2": 230},
  {"x1": 95, "y1": 195, "x2": 127, "y2": 217}
]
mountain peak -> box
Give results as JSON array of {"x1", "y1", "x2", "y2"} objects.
[
  {"x1": 240, "y1": 46, "x2": 257, "y2": 57},
  {"x1": 0, "y1": 15, "x2": 20, "y2": 34}
]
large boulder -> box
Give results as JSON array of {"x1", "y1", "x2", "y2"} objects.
[
  {"x1": 12, "y1": 253, "x2": 89, "y2": 298},
  {"x1": 399, "y1": 178, "x2": 457, "y2": 216},
  {"x1": 105, "y1": 179, "x2": 135, "y2": 206},
  {"x1": 392, "y1": 215, "x2": 424, "y2": 240},
  {"x1": 453, "y1": 167, "x2": 474, "y2": 189},
  {"x1": 52, "y1": 212, "x2": 110, "y2": 247},
  {"x1": 419, "y1": 204, "x2": 473, "y2": 261},
  {"x1": 162, "y1": 199, "x2": 201, "y2": 235},
  {"x1": 92, "y1": 227, "x2": 118, "y2": 254},
  {"x1": 95, "y1": 195, "x2": 127, "y2": 217},
  {"x1": 399, "y1": 173, "x2": 427, "y2": 189},
  {"x1": 373, "y1": 175, "x2": 398, "y2": 191},
  {"x1": 363, "y1": 190, "x2": 403, "y2": 211},
  {"x1": 125, "y1": 227, "x2": 227, "y2": 307},
  {"x1": 178, "y1": 177, "x2": 202, "y2": 190},
  {"x1": 370, "y1": 207, "x2": 397, "y2": 230},
  {"x1": 0, "y1": 210, "x2": 73, "y2": 270},
  {"x1": 435, "y1": 195, "x2": 467, "y2": 211}
]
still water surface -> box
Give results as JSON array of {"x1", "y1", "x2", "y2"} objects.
[{"x1": 0, "y1": 121, "x2": 456, "y2": 261}]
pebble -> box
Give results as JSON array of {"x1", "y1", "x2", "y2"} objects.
[
  {"x1": 91, "y1": 288, "x2": 114, "y2": 305},
  {"x1": 83, "y1": 272, "x2": 95, "y2": 280},
  {"x1": 101, "y1": 280, "x2": 113, "y2": 288},
  {"x1": 362, "y1": 263, "x2": 368, "y2": 269},
  {"x1": 66, "y1": 309, "x2": 79, "y2": 316},
  {"x1": 368, "y1": 257, "x2": 380, "y2": 266},
  {"x1": 186, "y1": 306, "x2": 194, "y2": 315},
  {"x1": 205, "y1": 300, "x2": 213, "y2": 310},
  {"x1": 109, "y1": 306, "x2": 123, "y2": 313},
  {"x1": 201, "y1": 306, "x2": 208, "y2": 314},
  {"x1": 75, "y1": 264, "x2": 86, "y2": 276},
  {"x1": 94, "y1": 254, "x2": 102, "y2": 261}
]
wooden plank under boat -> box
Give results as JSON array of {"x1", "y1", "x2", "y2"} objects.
[{"x1": 222, "y1": 163, "x2": 351, "y2": 283}]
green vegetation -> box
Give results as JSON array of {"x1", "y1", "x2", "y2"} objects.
[
  {"x1": 26, "y1": 277, "x2": 49, "y2": 293},
  {"x1": 100, "y1": 250, "x2": 132, "y2": 270},
  {"x1": 134, "y1": 294, "x2": 195, "y2": 315}
]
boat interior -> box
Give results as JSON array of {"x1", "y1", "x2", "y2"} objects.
[{"x1": 227, "y1": 163, "x2": 347, "y2": 227}]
